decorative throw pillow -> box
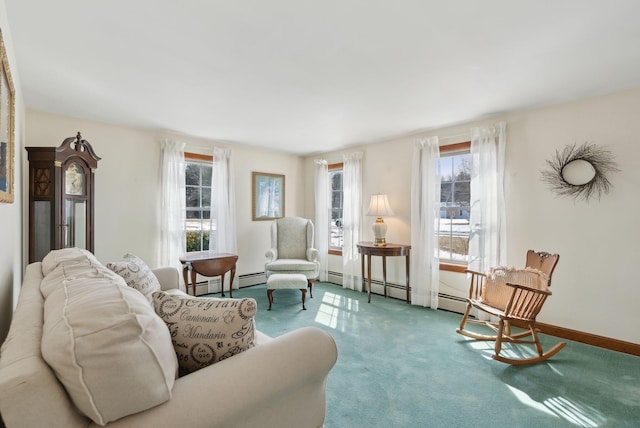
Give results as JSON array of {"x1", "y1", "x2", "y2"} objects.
[
  {"x1": 40, "y1": 249, "x2": 178, "y2": 426},
  {"x1": 152, "y1": 291, "x2": 257, "y2": 376},
  {"x1": 482, "y1": 266, "x2": 549, "y2": 309},
  {"x1": 107, "y1": 254, "x2": 161, "y2": 302}
]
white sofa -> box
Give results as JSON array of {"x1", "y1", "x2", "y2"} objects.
[{"x1": 0, "y1": 259, "x2": 337, "y2": 428}]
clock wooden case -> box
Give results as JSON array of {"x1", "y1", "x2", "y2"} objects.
[{"x1": 26, "y1": 132, "x2": 101, "y2": 263}]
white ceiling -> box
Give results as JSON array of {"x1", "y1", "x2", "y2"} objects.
[{"x1": 6, "y1": 0, "x2": 640, "y2": 155}]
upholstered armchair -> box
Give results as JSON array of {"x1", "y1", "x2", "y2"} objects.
[{"x1": 265, "y1": 217, "x2": 320, "y2": 296}]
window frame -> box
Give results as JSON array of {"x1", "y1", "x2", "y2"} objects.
[
  {"x1": 184, "y1": 152, "x2": 214, "y2": 253},
  {"x1": 438, "y1": 142, "x2": 471, "y2": 273},
  {"x1": 328, "y1": 162, "x2": 343, "y2": 256}
]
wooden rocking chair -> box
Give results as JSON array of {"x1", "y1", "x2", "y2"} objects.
[{"x1": 456, "y1": 250, "x2": 566, "y2": 365}]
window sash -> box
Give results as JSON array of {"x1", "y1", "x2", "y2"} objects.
[
  {"x1": 328, "y1": 163, "x2": 343, "y2": 253},
  {"x1": 438, "y1": 143, "x2": 471, "y2": 265},
  {"x1": 184, "y1": 153, "x2": 213, "y2": 253}
]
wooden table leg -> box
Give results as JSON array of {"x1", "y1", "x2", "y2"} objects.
[
  {"x1": 405, "y1": 253, "x2": 410, "y2": 304},
  {"x1": 267, "y1": 289, "x2": 274, "y2": 310},
  {"x1": 218, "y1": 263, "x2": 237, "y2": 297},
  {"x1": 360, "y1": 255, "x2": 365, "y2": 293},
  {"x1": 367, "y1": 254, "x2": 372, "y2": 303},
  {"x1": 308, "y1": 279, "x2": 314, "y2": 298},
  {"x1": 382, "y1": 255, "x2": 387, "y2": 298},
  {"x1": 190, "y1": 270, "x2": 198, "y2": 296},
  {"x1": 182, "y1": 265, "x2": 190, "y2": 295},
  {"x1": 229, "y1": 265, "x2": 236, "y2": 298}
]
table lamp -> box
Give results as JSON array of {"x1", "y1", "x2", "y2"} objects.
[{"x1": 367, "y1": 194, "x2": 394, "y2": 246}]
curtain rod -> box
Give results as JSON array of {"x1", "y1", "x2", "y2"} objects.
[
  {"x1": 184, "y1": 143, "x2": 216, "y2": 153},
  {"x1": 438, "y1": 132, "x2": 471, "y2": 141}
]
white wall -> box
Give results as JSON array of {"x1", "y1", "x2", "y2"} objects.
[
  {"x1": 0, "y1": 0, "x2": 25, "y2": 343},
  {"x1": 304, "y1": 88, "x2": 640, "y2": 344},
  {"x1": 24, "y1": 110, "x2": 306, "y2": 284}
]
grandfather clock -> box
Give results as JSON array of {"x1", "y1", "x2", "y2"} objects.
[{"x1": 27, "y1": 132, "x2": 101, "y2": 262}]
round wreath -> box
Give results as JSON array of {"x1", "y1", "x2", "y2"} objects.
[{"x1": 541, "y1": 142, "x2": 619, "y2": 201}]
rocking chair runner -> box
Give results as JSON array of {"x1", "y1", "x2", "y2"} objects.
[{"x1": 456, "y1": 250, "x2": 566, "y2": 365}]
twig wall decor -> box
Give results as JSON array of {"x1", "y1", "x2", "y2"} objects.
[{"x1": 541, "y1": 142, "x2": 619, "y2": 202}]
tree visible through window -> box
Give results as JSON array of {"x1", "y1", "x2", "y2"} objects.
[
  {"x1": 185, "y1": 154, "x2": 213, "y2": 252},
  {"x1": 329, "y1": 163, "x2": 343, "y2": 251},
  {"x1": 438, "y1": 144, "x2": 471, "y2": 263}
]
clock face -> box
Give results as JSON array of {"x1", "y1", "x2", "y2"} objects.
[{"x1": 65, "y1": 163, "x2": 85, "y2": 195}]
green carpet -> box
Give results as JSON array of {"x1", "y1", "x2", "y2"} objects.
[{"x1": 229, "y1": 282, "x2": 640, "y2": 427}]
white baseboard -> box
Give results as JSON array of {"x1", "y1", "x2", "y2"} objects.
[
  {"x1": 190, "y1": 272, "x2": 266, "y2": 295},
  {"x1": 437, "y1": 293, "x2": 467, "y2": 313},
  {"x1": 238, "y1": 272, "x2": 266, "y2": 287}
]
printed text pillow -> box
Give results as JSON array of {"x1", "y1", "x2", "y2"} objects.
[
  {"x1": 107, "y1": 254, "x2": 161, "y2": 302},
  {"x1": 152, "y1": 291, "x2": 257, "y2": 376}
]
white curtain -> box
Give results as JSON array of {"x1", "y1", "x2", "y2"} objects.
[
  {"x1": 159, "y1": 140, "x2": 186, "y2": 270},
  {"x1": 314, "y1": 159, "x2": 329, "y2": 282},
  {"x1": 468, "y1": 122, "x2": 507, "y2": 273},
  {"x1": 410, "y1": 137, "x2": 440, "y2": 308},
  {"x1": 209, "y1": 147, "x2": 237, "y2": 259},
  {"x1": 342, "y1": 152, "x2": 363, "y2": 291}
]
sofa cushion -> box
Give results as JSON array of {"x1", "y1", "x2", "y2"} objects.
[
  {"x1": 266, "y1": 258, "x2": 318, "y2": 272},
  {"x1": 41, "y1": 246, "x2": 101, "y2": 277},
  {"x1": 152, "y1": 290, "x2": 257, "y2": 376},
  {"x1": 107, "y1": 253, "x2": 161, "y2": 302},
  {"x1": 40, "y1": 249, "x2": 178, "y2": 426}
]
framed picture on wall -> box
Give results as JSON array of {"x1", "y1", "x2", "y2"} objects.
[
  {"x1": 252, "y1": 172, "x2": 285, "y2": 221},
  {"x1": 0, "y1": 29, "x2": 15, "y2": 204}
]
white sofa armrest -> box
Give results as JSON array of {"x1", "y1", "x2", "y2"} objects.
[
  {"x1": 265, "y1": 248, "x2": 277, "y2": 262},
  {"x1": 152, "y1": 267, "x2": 181, "y2": 291},
  {"x1": 103, "y1": 326, "x2": 337, "y2": 428},
  {"x1": 307, "y1": 248, "x2": 319, "y2": 262}
]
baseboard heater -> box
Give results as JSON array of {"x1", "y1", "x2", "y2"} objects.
[
  {"x1": 328, "y1": 270, "x2": 407, "y2": 291},
  {"x1": 437, "y1": 293, "x2": 467, "y2": 314},
  {"x1": 327, "y1": 271, "x2": 468, "y2": 313},
  {"x1": 189, "y1": 272, "x2": 266, "y2": 294},
  {"x1": 238, "y1": 272, "x2": 266, "y2": 287}
]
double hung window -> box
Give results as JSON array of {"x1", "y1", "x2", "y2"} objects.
[
  {"x1": 329, "y1": 163, "x2": 344, "y2": 253},
  {"x1": 438, "y1": 143, "x2": 471, "y2": 265},
  {"x1": 185, "y1": 153, "x2": 213, "y2": 252}
]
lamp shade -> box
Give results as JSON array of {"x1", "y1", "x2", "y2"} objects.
[{"x1": 367, "y1": 194, "x2": 394, "y2": 217}]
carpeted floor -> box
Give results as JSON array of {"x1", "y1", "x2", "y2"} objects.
[{"x1": 230, "y1": 282, "x2": 640, "y2": 428}]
